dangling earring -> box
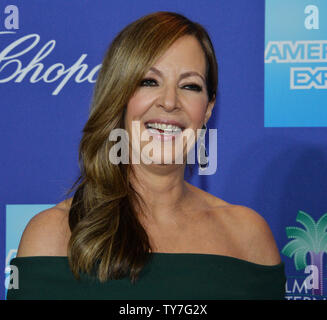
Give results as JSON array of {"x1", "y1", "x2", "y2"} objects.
[{"x1": 198, "y1": 124, "x2": 209, "y2": 170}]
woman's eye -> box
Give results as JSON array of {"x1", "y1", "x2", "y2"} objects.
[
  {"x1": 183, "y1": 84, "x2": 203, "y2": 92},
  {"x1": 139, "y1": 79, "x2": 202, "y2": 92},
  {"x1": 140, "y1": 78, "x2": 157, "y2": 86}
]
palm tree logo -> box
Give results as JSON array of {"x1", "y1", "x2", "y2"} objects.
[{"x1": 282, "y1": 210, "x2": 327, "y2": 296}]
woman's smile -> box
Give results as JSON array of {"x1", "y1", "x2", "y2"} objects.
[{"x1": 144, "y1": 120, "x2": 185, "y2": 142}]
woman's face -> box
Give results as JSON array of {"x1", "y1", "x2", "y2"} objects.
[{"x1": 124, "y1": 35, "x2": 215, "y2": 166}]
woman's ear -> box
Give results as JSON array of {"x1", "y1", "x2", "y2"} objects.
[{"x1": 204, "y1": 95, "x2": 216, "y2": 124}]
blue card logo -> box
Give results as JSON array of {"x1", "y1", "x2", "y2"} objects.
[{"x1": 265, "y1": 0, "x2": 327, "y2": 127}]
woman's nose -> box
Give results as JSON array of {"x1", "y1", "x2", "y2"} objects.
[{"x1": 157, "y1": 84, "x2": 178, "y2": 111}]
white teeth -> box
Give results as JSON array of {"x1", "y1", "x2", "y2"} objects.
[
  {"x1": 147, "y1": 128, "x2": 181, "y2": 135},
  {"x1": 146, "y1": 122, "x2": 182, "y2": 132}
]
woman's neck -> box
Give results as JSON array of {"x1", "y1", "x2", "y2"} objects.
[{"x1": 129, "y1": 164, "x2": 190, "y2": 224}]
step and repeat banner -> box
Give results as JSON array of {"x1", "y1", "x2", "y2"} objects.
[{"x1": 1, "y1": 0, "x2": 327, "y2": 300}]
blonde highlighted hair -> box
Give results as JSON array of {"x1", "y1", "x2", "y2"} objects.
[{"x1": 64, "y1": 11, "x2": 218, "y2": 283}]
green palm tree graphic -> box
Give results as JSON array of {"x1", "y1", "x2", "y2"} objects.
[{"x1": 282, "y1": 210, "x2": 327, "y2": 296}]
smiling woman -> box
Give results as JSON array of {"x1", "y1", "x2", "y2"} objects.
[
  {"x1": 125, "y1": 34, "x2": 215, "y2": 168},
  {"x1": 7, "y1": 11, "x2": 286, "y2": 300}
]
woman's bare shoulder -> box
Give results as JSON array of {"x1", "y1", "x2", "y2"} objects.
[
  {"x1": 216, "y1": 204, "x2": 282, "y2": 266},
  {"x1": 184, "y1": 183, "x2": 281, "y2": 265},
  {"x1": 16, "y1": 198, "x2": 73, "y2": 258}
]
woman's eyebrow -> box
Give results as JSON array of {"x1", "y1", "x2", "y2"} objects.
[{"x1": 148, "y1": 67, "x2": 205, "y2": 83}]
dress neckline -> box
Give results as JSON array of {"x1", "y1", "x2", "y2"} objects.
[{"x1": 10, "y1": 252, "x2": 284, "y2": 270}]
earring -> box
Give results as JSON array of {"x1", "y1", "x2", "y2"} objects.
[{"x1": 198, "y1": 124, "x2": 209, "y2": 170}]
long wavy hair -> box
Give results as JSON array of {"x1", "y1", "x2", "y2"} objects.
[{"x1": 64, "y1": 11, "x2": 218, "y2": 284}]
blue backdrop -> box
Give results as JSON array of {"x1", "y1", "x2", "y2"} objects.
[{"x1": 1, "y1": 0, "x2": 327, "y2": 300}]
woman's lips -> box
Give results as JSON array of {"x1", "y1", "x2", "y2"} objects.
[{"x1": 144, "y1": 118, "x2": 185, "y2": 130}]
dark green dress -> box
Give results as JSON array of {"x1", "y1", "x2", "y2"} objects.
[{"x1": 6, "y1": 253, "x2": 286, "y2": 300}]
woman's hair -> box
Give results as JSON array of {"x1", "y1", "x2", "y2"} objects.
[{"x1": 64, "y1": 11, "x2": 218, "y2": 283}]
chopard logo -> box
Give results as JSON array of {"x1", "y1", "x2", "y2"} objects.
[{"x1": 0, "y1": 32, "x2": 102, "y2": 95}]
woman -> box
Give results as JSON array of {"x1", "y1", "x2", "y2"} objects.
[{"x1": 7, "y1": 11, "x2": 286, "y2": 300}]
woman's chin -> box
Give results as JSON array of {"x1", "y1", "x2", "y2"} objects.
[{"x1": 140, "y1": 154, "x2": 186, "y2": 166}]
